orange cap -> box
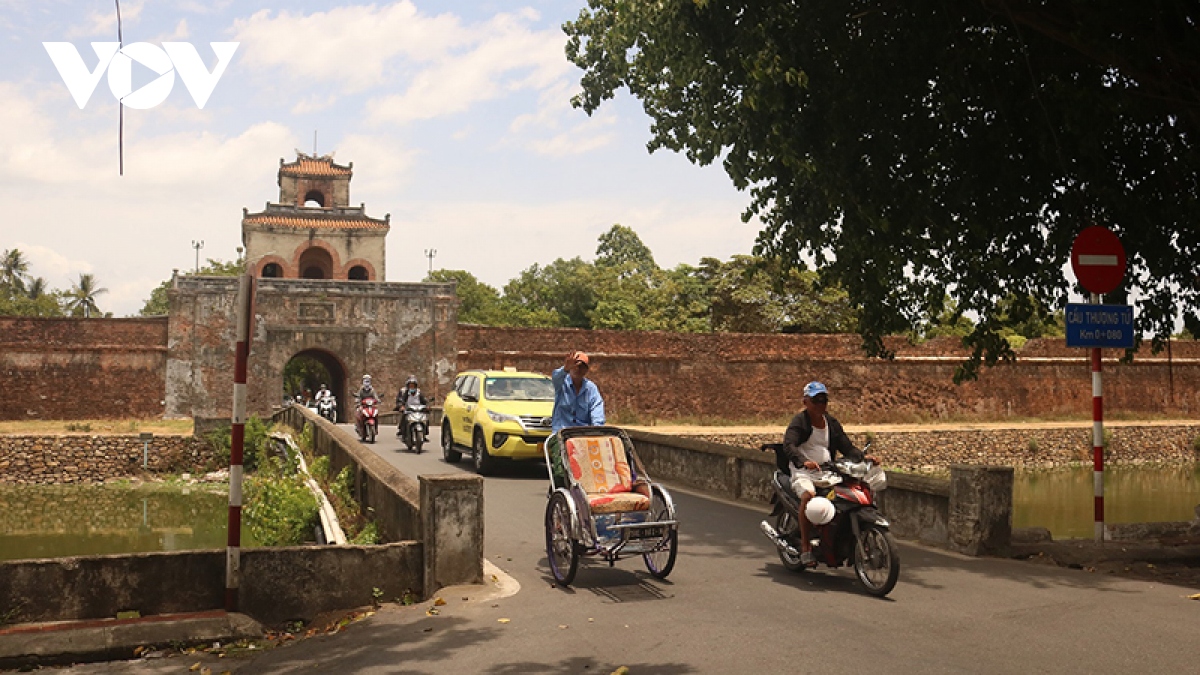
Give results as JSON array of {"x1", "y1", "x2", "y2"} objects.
[{"x1": 574, "y1": 351, "x2": 590, "y2": 366}]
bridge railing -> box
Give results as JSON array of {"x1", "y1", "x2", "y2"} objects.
[
  {"x1": 625, "y1": 429, "x2": 1012, "y2": 556},
  {"x1": 272, "y1": 405, "x2": 483, "y2": 598}
]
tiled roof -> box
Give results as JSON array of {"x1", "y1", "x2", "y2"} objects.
[
  {"x1": 280, "y1": 158, "x2": 352, "y2": 177},
  {"x1": 243, "y1": 214, "x2": 388, "y2": 230}
]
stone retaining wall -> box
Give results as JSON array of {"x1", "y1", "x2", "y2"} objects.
[
  {"x1": 0, "y1": 435, "x2": 215, "y2": 484},
  {"x1": 685, "y1": 424, "x2": 1200, "y2": 472}
]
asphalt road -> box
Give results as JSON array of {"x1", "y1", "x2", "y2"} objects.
[{"x1": 58, "y1": 423, "x2": 1197, "y2": 674}]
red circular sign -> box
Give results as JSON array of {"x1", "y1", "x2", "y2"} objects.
[{"x1": 1070, "y1": 226, "x2": 1126, "y2": 294}]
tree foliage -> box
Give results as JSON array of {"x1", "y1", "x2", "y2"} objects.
[
  {"x1": 0, "y1": 248, "x2": 66, "y2": 317},
  {"x1": 140, "y1": 258, "x2": 243, "y2": 316},
  {"x1": 565, "y1": 1, "x2": 1200, "y2": 381}
]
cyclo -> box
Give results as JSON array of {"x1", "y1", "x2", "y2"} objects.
[{"x1": 542, "y1": 425, "x2": 679, "y2": 585}]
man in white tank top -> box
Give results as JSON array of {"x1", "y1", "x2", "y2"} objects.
[{"x1": 781, "y1": 381, "x2": 878, "y2": 566}]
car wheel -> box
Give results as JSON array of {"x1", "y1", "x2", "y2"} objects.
[
  {"x1": 442, "y1": 422, "x2": 461, "y2": 463},
  {"x1": 473, "y1": 430, "x2": 495, "y2": 476}
]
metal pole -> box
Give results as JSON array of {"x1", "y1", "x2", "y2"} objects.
[
  {"x1": 1091, "y1": 292, "x2": 1104, "y2": 542},
  {"x1": 227, "y1": 272, "x2": 255, "y2": 611}
]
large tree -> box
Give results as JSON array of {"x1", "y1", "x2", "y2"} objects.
[{"x1": 565, "y1": 1, "x2": 1200, "y2": 380}]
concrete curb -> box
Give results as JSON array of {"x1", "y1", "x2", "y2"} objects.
[{"x1": 0, "y1": 611, "x2": 263, "y2": 669}]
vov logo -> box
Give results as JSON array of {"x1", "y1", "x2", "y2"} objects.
[{"x1": 43, "y1": 42, "x2": 239, "y2": 110}]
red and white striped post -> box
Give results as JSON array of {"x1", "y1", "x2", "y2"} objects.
[
  {"x1": 1090, "y1": 292, "x2": 1105, "y2": 543},
  {"x1": 226, "y1": 273, "x2": 255, "y2": 611}
]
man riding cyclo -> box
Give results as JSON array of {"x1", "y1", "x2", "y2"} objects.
[{"x1": 783, "y1": 381, "x2": 879, "y2": 567}]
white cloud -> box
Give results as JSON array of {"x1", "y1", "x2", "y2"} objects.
[
  {"x1": 231, "y1": 2, "x2": 470, "y2": 93},
  {"x1": 290, "y1": 94, "x2": 337, "y2": 115},
  {"x1": 66, "y1": 0, "x2": 145, "y2": 39},
  {"x1": 509, "y1": 81, "x2": 618, "y2": 156},
  {"x1": 13, "y1": 243, "x2": 94, "y2": 286},
  {"x1": 364, "y1": 10, "x2": 570, "y2": 126}
]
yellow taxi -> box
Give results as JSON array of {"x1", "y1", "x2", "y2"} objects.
[{"x1": 440, "y1": 368, "x2": 554, "y2": 475}]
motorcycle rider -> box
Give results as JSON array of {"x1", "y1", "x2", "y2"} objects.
[
  {"x1": 315, "y1": 384, "x2": 332, "y2": 404},
  {"x1": 395, "y1": 376, "x2": 428, "y2": 438},
  {"x1": 783, "y1": 381, "x2": 879, "y2": 567}
]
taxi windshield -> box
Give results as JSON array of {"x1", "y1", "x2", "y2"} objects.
[{"x1": 485, "y1": 377, "x2": 554, "y2": 401}]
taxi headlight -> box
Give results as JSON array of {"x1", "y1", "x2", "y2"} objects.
[{"x1": 487, "y1": 410, "x2": 519, "y2": 424}]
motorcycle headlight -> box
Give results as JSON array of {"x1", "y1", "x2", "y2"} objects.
[{"x1": 487, "y1": 410, "x2": 519, "y2": 424}]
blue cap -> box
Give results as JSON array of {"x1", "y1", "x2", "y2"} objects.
[{"x1": 803, "y1": 381, "x2": 828, "y2": 398}]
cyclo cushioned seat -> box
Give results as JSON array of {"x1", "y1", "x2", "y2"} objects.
[{"x1": 564, "y1": 435, "x2": 650, "y2": 514}]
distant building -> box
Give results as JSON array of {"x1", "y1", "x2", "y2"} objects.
[{"x1": 241, "y1": 152, "x2": 390, "y2": 281}]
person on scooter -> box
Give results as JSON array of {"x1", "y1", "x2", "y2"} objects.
[
  {"x1": 395, "y1": 376, "x2": 428, "y2": 438},
  {"x1": 783, "y1": 381, "x2": 879, "y2": 567},
  {"x1": 315, "y1": 384, "x2": 332, "y2": 404}
]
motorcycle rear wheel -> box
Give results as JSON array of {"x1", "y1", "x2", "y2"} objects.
[
  {"x1": 775, "y1": 512, "x2": 807, "y2": 572},
  {"x1": 853, "y1": 526, "x2": 900, "y2": 597},
  {"x1": 545, "y1": 492, "x2": 580, "y2": 585}
]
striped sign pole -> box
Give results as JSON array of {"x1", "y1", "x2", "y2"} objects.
[
  {"x1": 1090, "y1": 292, "x2": 1105, "y2": 543},
  {"x1": 227, "y1": 273, "x2": 255, "y2": 611}
]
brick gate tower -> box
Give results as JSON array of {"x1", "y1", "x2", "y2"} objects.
[
  {"x1": 241, "y1": 152, "x2": 390, "y2": 281},
  {"x1": 166, "y1": 152, "x2": 456, "y2": 429}
]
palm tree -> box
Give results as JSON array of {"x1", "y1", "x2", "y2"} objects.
[
  {"x1": 1, "y1": 249, "x2": 29, "y2": 292},
  {"x1": 26, "y1": 277, "x2": 47, "y2": 300},
  {"x1": 68, "y1": 273, "x2": 107, "y2": 318}
]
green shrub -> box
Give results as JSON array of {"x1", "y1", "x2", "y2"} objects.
[
  {"x1": 1026, "y1": 438, "x2": 1039, "y2": 454},
  {"x1": 244, "y1": 474, "x2": 319, "y2": 546},
  {"x1": 1193, "y1": 435, "x2": 1200, "y2": 455},
  {"x1": 204, "y1": 416, "x2": 272, "y2": 472},
  {"x1": 352, "y1": 522, "x2": 380, "y2": 545},
  {"x1": 310, "y1": 455, "x2": 331, "y2": 481}
]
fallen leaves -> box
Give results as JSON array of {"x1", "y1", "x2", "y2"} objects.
[
  {"x1": 497, "y1": 618, "x2": 511, "y2": 624},
  {"x1": 1188, "y1": 593, "x2": 1200, "y2": 601}
]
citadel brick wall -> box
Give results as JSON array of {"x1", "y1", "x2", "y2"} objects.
[
  {"x1": 457, "y1": 326, "x2": 1200, "y2": 422},
  {"x1": 0, "y1": 318, "x2": 168, "y2": 421}
]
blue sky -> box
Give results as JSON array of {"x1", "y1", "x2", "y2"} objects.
[{"x1": 1, "y1": 1, "x2": 756, "y2": 316}]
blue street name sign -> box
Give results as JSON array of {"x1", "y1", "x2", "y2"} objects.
[{"x1": 1065, "y1": 303, "x2": 1135, "y2": 349}]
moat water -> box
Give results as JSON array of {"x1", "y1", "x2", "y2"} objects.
[
  {"x1": 1012, "y1": 463, "x2": 1200, "y2": 539},
  {"x1": 0, "y1": 466, "x2": 1196, "y2": 560},
  {"x1": 0, "y1": 482, "x2": 257, "y2": 561}
]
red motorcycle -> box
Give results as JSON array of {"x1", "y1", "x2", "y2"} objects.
[
  {"x1": 355, "y1": 396, "x2": 380, "y2": 443},
  {"x1": 758, "y1": 442, "x2": 900, "y2": 597}
]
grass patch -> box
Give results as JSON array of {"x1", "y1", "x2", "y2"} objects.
[{"x1": 0, "y1": 418, "x2": 194, "y2": 436}]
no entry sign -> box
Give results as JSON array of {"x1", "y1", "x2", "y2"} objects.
[{"x1": 1070, "y1": 226, "x2": 1126, "y2": 295}]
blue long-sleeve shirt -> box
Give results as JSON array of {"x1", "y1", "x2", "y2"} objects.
[{"x1": 551, "y1": 366, "x2": 606, "y2": 432}]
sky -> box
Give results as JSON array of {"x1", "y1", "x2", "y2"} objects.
[{"x1": 0, "y1": 0, "x2": 758, "y2": 317}]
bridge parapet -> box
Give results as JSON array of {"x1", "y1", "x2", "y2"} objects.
[{"x1": 625, "y1": 429, "x2": 1012, "y2": 556}]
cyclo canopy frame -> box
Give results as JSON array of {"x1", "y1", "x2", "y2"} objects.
[{"x1": 542, "y1": 425, "x2": 677, "y2": 557}]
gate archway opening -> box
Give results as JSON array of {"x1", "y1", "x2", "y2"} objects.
[
  {"x1": 283, "y1": 349, "x2": 347, "y2": 422},
  {"x1": 298, "y1": 247, "x2": 334, "y2": 279}
]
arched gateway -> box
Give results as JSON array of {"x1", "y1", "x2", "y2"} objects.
[{"x1": 164, "y1": 153, "x2": 457, "y2": 429}]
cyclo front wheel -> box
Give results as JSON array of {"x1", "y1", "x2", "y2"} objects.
[
  {"x1": 643, "y1": 489, "x2": 677, "y2": 579},
  {"x1": 545, "y1": 492, "x2": 580, "y2": 585},
  {"x1": 854, "y1": 525, "x2": 900, "y2": 597}
]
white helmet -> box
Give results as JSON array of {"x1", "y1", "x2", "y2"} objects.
[
  {"x1": 805, "y1": 496, "x2": 835, "y2": 525},
  {"x1": 362, "y1": 374, "x2": 371, "y2": 384}
]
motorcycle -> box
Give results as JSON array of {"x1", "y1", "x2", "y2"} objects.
[
  {"x1": 318, "y1": 395, "x2": 337, "y2": 423},
  {"x1": 758, "y1": 442, "x2": 900, "y2": 597},
  {"x1": 355, "y1": 396, "x2": 379, "y2": 444},
  {"x1": 401, "y1": 403, "x2": 429, "y2": 453}
]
